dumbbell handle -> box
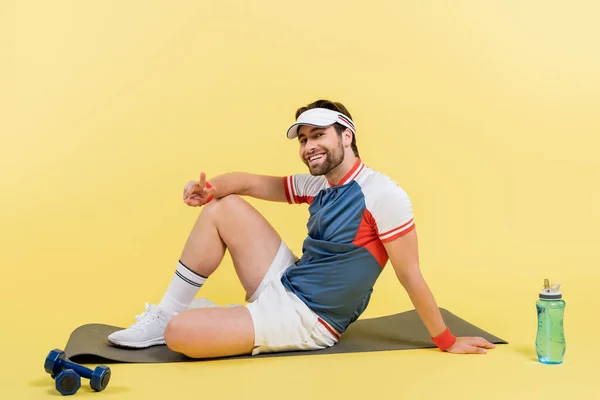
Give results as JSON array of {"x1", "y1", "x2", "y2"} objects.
[{"x1": 58, "y1": 359, "x2": 94, "y2": 378}]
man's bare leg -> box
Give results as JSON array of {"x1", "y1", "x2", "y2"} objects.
[
  {"x1": 163, "y1": 194, "x2": 284, "y2": 358},
  {"x1": 177, "y1": 195, "x2": 282, "y2": 298},
  {"x1": 165, "y1": 306, "x2": 256, "y2": 358}
]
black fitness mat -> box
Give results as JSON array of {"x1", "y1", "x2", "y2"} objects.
[{"x1": 64, "y1": 308, "x2": 507, "y2": 363}]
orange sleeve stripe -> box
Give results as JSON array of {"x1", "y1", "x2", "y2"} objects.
[
  {"x1": 283, "y1": 176, "x2": 292, "y2": 204},
  {"x1": 380, "y1": 222, "x2": 415, "y2": 243},
  {"x1": 379, "y1": 218, "x2": 414, "y2": 237}
]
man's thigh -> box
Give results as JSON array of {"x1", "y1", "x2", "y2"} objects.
[
  {"x1": 212, "y1": 195, "x2": 287, "y2": 298},
  {"x1": 165, "y1": 306, "x2": 255, "y2": 358}
]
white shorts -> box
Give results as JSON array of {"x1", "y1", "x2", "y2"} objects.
[{"x1": 245, "y1": 241, "x2": 340, "y2": 355}]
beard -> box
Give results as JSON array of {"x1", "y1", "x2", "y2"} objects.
[{"x1": 304, "y1": 138, "x2": 345, "y2": 176}]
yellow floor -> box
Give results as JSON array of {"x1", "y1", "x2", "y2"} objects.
[
  {"x1": 3, "y1": 0, "x2": 600, "y2": 398},
  {"x1": 4, "y1": 267, "x2": 599, "y2": 399}
]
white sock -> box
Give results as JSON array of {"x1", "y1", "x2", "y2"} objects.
[{"x1": 158, "y1": 260, "x2": 207, "y2": 316}]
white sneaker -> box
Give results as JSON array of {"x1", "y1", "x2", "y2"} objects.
[{"x1": 108, "y1": 303, "x2": 171, "y2": 348}]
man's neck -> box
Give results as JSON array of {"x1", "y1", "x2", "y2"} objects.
[{"x1": 326, "y1": 155, "x2": 360, "y2": 186}]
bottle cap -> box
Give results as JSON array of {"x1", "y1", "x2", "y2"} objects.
[{"x1": 539, "y1": 278, "x2": 562, "y2": 299}]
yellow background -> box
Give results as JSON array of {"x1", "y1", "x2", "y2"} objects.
[{"x1": 2, "y1": 0, "x2": 599, "y2": 398}]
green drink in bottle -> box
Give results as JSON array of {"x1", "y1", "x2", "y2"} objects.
[{"x1": 536, "y1": 279, "x2": 566, "y2": 364}]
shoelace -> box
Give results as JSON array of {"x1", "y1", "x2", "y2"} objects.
[{"x1": 130, "y1": 303, "x2": 163, "y2": 330}]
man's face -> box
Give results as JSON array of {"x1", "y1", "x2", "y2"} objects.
[{"x1": 297, "y1": 125, "x2": 345, "y2": 176}]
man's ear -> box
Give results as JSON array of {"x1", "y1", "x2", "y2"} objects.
[{"x1": 344, "y1": 129, "x2": 353, "y2": 146}]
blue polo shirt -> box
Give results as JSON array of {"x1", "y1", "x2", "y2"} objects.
[{"x1": 281, "y1": 159, "x2": 415, "y2": 333}]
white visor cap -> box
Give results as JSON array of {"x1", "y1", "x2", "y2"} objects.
[{"x1": 286, "y1": 108, "x2": 356, "y2": 139}]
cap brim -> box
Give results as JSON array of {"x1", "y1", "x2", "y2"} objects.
[
  {"x1": 286, "y1": 107, "x2": 355, "y2": 139},
  {"x1": 287, "y1": 123, "x2": 319, "y2": 139},
  {"x1": 286, "y1": 122, "x2": 337, "y2": 139}
]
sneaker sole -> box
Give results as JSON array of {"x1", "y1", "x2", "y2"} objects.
[{"x1": 107, "y1": 337, "x2": 166, "y2": 348}]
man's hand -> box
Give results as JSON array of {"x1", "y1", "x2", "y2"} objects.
[
  {"x1": 183, "y1": 172, "x2": 216, "y2": 207},
  {"x1": 446, "y1": 336, "x2": 496, "y2": 354}
]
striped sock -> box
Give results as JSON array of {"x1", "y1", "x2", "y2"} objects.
[{"x1": 158, "y1": 260, "x2": 207, "y2": 316}]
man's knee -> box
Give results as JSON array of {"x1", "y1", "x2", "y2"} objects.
[
  {"x1": 164, "y1": 314, "x2": 199, "y2": 356},
  {"x1": 202, "y1": 194, "x2": 244, "y2": 215},
  {"x1": 164, "y1": 315, "x2": 184, "y2": 353}
]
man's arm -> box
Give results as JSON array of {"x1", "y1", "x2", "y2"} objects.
[
  {"x1": 383, "y1": 228, "x2": 495, "y2": 354},
  {"x1": 208, "y1": 172, "x2": 288, "y2": 202},
  {"x1": 183, "y1": 171, "x2": 289, "y2": 207}
]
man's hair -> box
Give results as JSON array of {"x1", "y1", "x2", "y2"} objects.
[{"x1": 295, "y1": 99, "x2": 359, "y2": 157}]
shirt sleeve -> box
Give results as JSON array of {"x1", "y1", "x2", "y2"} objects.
[
  {"x1": 369, "y1": 184, "x2": 415, "y2": 243},
  {"x1": 283, "y1": 174, "x2": 325, "y2": 204}
]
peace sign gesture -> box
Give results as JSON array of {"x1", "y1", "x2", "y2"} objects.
[{"x1": 183, "y1": 172, "x2": 216, "y2": 207}]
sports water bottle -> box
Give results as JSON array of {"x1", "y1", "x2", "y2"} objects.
[{"x1": 536, "y1": 279, "x2": 566, "y2": 364}]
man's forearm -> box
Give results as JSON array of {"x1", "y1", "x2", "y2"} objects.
[
  {"x1": 401, "y1": 275, "x2": 447, "y2": 338},
  {"x1": 208, "y1": 172, "x2": 251, "y2": 199},
  {"x1": 206, "y1": 172, "x2": 287, "y2": 203}
]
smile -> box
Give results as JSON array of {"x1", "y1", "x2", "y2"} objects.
[{"x1": 308, "y1": 153, "x2": 325, "y2": 162}]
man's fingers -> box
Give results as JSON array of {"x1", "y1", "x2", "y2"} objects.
[
  {"x1": 184, "y1": 190, "x2": 215, "y2": 206},
  {"x1": 184, "y1": 186, "x2": 196, "y2": 199},
  {"x1": 470, "y1": 337, "x2": 495, "y2": 349},
  {"x1": 447, "y1": 337, "x2": 495, "y2": 355},
  {"x1": 183, "y1": 181, "x2": 198, "y2": 199},
  {"x1": 184, "y1": 197, "x2": 202, "y2": 207},
  {"x1": 182, "y1": 173, "x2": 209, "y2": 200},
  {"x1": 481, "y1": 339, "x2": 496, "y2": 349},
  {"x1": 182, "y1": 174, "x2": 213, "y2": 203},
  {"x1": 453, "y1": 345, "x2": 487, "y2": 354}
]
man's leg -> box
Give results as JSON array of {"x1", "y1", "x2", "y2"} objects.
[
  {"x1": 108, "y1": 195, "x2": 285, "y2": 353},
  {"x1": 165, "y1": 304, "x2": 256, "y2": 358},
  {"x1": 169, "y1": 194, "x2": 283, "y2": 306}
]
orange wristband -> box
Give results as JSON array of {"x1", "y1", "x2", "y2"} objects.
[
  {"x1": 203, "y1": 182, "x2": 215, "y2": 205},
  {"x1": 432, "y1": 328, "x2": 456, "y2": 351}
]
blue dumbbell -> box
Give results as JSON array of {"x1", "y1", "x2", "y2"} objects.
[
  {"x1": 45, "y1": 349, "x2": 111, "y2": 392},
  {"x1": 54, "y1": 369, "x2": 81, "y2": 396}
]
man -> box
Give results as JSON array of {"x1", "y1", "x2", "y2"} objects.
[{"x1": 108, "y1": 99, "x2": 495, "y2": 358}]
